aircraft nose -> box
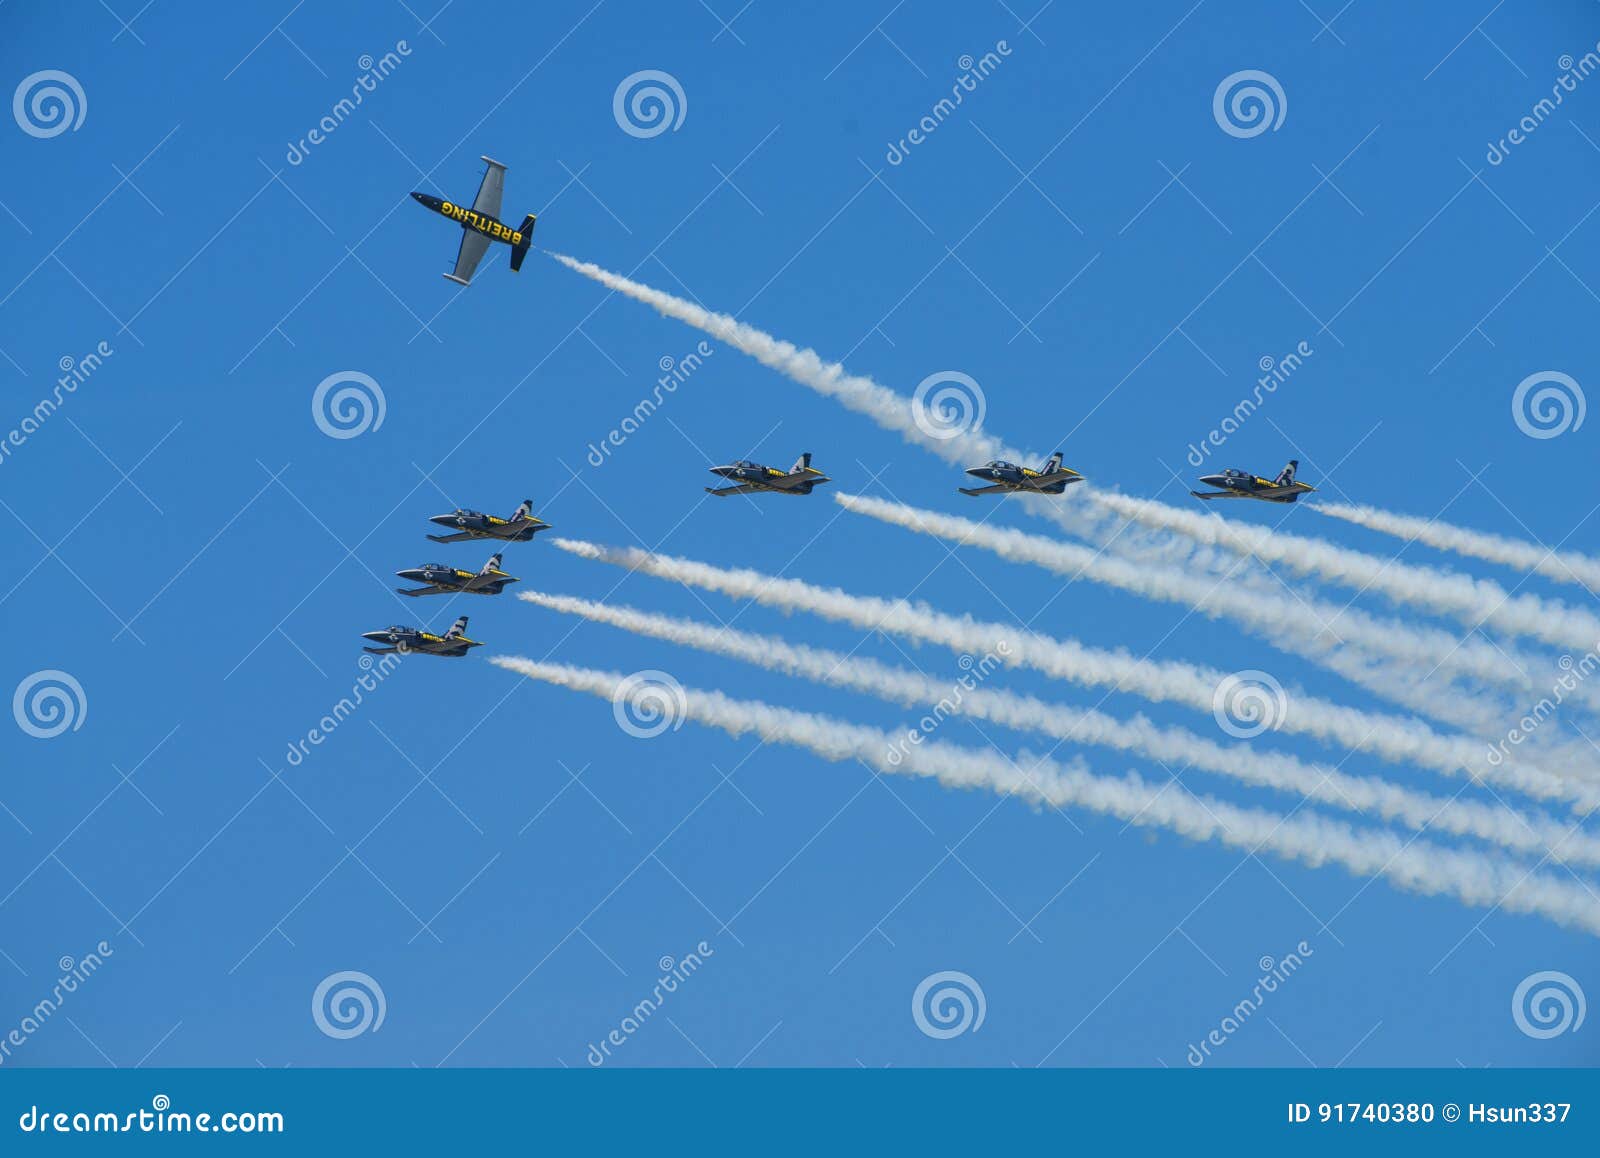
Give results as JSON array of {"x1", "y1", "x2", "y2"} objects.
[
  {"x1": 396, "y1": 569, "x2": 426, "y2": 582},
  {"x1": 361, "y1": 631, "x2": 388, "y2": 642},
  {"x1": 1198, "y1": 474, "x2": 1224, "y2": 486},
  {"x1": 410, "y1": 191, "x2": 429, "y2": 205},
  {"x1": 708, "y1": 465, "x2": 734, "y2": 478},
  {"x1": 427, "y1": 514, "x2": 455, "y2": 527},
  {"x1": 964, "y1": 467, "x2": 988, "y2": 478}
]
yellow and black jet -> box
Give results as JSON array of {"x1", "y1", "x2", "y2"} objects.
[
  {"x1": 426, "y1": 500, "x2": 550, "y2": 544},
  {"x1": 361, "y1": 616, "x2": 480, "y2": 657},
  {"x1": 395, "y1": 553, "x2": 519, "y2": 598},
  {"x1": 1191, "y1": 460, "x2": 1315, "y2": 504},
  {"x1": 411, "y1": 155, "x2": 535, "y2": 285},
  {"x1": 705, "y1": 453, "x2": 831, "y2": 497},
  {"x1": 959, "y1": 452, "x2": 1083, "y2": 496}
]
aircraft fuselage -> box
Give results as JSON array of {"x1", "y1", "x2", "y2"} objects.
[{"x1": 410, "y1": 193, "x2": 525, "y2": 247}]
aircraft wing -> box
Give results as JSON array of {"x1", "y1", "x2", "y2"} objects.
[
  {"x1": 1030, "y1": 469, "x2": 1084, "y2": 488},
  {"x1": 958, "y1": 483, "x2": 1016, "y2": 496},
  {"x1": 446, "y1": 230, "x2": 491, "y2": 286},
  {"x1": 472, "y1": 157, "x2": 506, "y2": 220},
  {"x1": 767, "y1": 471, "x2": 831, "y2": 491},
  {"x1": 705, "y1": 484, "x2": 762, "y2": 497},
  {"x1": 426, "y1": 531, "x2": 476, "y2": 543},
  {"x1": 1252, "y1": 483, "x2": 1314, "y2": 499},
  {"x1": 396, "y1": 584, "x2": 451, "y2": 597},
  {"x1": 362, "y1": 645, "x2": 401, "y2": 654},
  {"x1": 1190, "y1": 489, "x2": 1248, "y2": 501}
]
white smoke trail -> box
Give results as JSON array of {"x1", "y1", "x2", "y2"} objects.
[
  {"x1": 549, "y1": 251, "x2": 1025, "y2": 467},
  {"x1": 492, "y1": 657, "x2": 1600, "y2": 937},
  {"x1": 1083, "y1": 490, "x2": 1600, "y2": 655},
  {"x1": 519, "y1": 589, "x2": 1600, "y2": 867},
  {"x1": 550, "y1": 253, "x2": 1598, "y2": 656},
  {"x1": 547, "y1": 536, "x2": 1600, "y2": 812},
  {"x1": 834, "y1": 491, "x2": 1540, "y2": 702},
  {"x1": 1312, "y1": 503, "x2": 1600, "y2": 594}
]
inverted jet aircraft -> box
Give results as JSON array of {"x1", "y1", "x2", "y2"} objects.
[
  {"x1": 361, "y1": 615, "x2": 480, "y2": 657},
  {"x1": 705, "y1": 453, "x2": 831, "y2": 497},
  {"x1": 959, "y1": 453, "x2": 1083, "y2": 496},
  {"x1": 1190, "y1": 460, "x2": 1315, "y2": 504},
  {"x1": 411, "y1": 155, "x2": 536, "y2": 285},
  {"x1": 427, "y1": 500, "x2": 550, "y2": 544},
  {"x1": 396, "y1": 553, "x2": 519, "y2": 598}
]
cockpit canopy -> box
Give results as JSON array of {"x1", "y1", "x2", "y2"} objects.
[
  {"x1": 422, "y1": 564, "x2": 449, "y2": 572},
  {"x1": 732, "y1": 460, "x2": 756, "y2": 470},
  {"x1": 986, "y1": 460, "x2": 1018, "y2": 471},
  {"x1": 457, "y1": 509, "x2": 485, "y2": 519},
  {"x1": 386, "y1": 625, "x2": 410, "y2": 634}
]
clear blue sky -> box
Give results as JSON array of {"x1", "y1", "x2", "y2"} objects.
[{"x1": 2, "y1": 0, "x2": 1598, "y2": 1068}]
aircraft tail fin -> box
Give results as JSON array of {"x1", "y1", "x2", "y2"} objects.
[
  {"x1": 445, "y1": 616, "x2": 469, "y2": 639},
  {"x1": 1044, "y1": 451, "x2": 1063, "y2": 474},
  {"x1": 790, "y1": 452, "x2": 813, "y2": 474},
  {"x1": 514, "y1": 499, "x2": 534, "y2": 520},
  {"x1": 1275, "y1": 459, "x2": 1299, "y2": 487},
  {"x1": 483, "y1": 552, "x2": 503, "y2": 574},
  {"x1": 509, "y1": 214, "x2": 536, "y2": 271}
]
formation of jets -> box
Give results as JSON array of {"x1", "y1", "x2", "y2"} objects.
[
  {"x1": 386, "y1": 155, "x2": 1319, "y2": 662},
  {"x1": 362, "y1": 498, "x2": 552, "y2": 658}
]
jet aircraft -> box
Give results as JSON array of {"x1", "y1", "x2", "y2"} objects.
[
  {"x1": 411, "y1": 155, "x2": 536, "y2": 285},
  {"x1": 361, "y1": 616, "x2": 480, "y2": 657},
  {"x1": 959, "y1": 453, "x2": 1083, "y2": 496},
  {"x1": 1190, "y1": 460, "x2": 1315, "y2": 503},
  {"x1": 427, "y1": 500, "x2": 550, "y2": 544},
  {"x1": 705, "y1": 453, "x2": 831, "y2": 497},
  {"x1": 396, "y1": 553, "x2": 519, "y2": 598}
]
